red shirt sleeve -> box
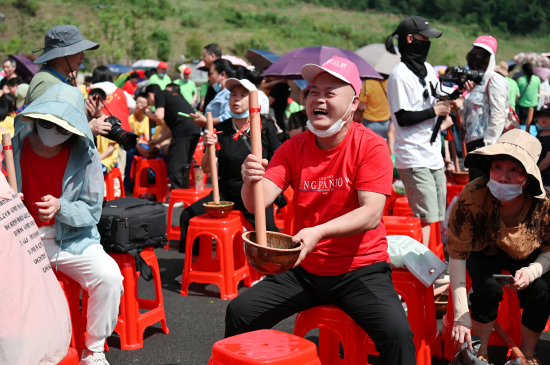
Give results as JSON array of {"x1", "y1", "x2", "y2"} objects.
[
  {"x1": 355, "y1": 136, "x2": 393, "y2": 196},
  {"x1": 264, "y1": 139, "x2": 293, "y2": 191}
]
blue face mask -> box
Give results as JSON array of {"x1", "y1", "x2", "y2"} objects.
[
  {"x1": 158, "y1": 72, "x2": 167, "y2": 78},
  {"x1": 537, "y1": 122, "x2": 550, "y2": 131},
  {"x1": 229, "y1": 109, "x2": 249, "y2": 119}
]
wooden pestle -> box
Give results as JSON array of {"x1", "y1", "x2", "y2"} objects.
[
  {"x1": 455, "y1": 113, "x2": 468, "y2": 159},
  {"x1": 249, "y1": 90, "x2": 267, "y2": 247},
  {"x1": 448, "y1": 131, "x2": 461, "y2": 172},
  {"x1": 2, "y1": 133, "x2": 17, "y2": 192},
  {"x1": 206, "y1": 112, "x2": 220, "y2": 204}
]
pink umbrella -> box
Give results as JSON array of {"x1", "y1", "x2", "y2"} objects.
[
  {"x1": 196, "y1": 55, "x2": 249, "y2": 69},
  {"x1": 534, "y1": 67, "x2": 550, "y2": 82}
]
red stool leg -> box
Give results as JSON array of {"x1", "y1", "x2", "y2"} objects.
[{"x1": 138, "y1": 248, "x2": 169, "y2": 335}]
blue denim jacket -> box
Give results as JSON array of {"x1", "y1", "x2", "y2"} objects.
[
  {"x1": 205, "y1": 88, "x2": 231, "y2": 122},
  {"x1": 12, "y1": 84, "x2": 104, "y2": 255}
]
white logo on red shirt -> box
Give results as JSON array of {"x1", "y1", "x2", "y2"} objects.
[{"x1": 299, "y1": 175, "x2": 352, "y2": 193}]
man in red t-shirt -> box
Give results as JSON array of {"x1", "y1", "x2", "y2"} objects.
[{"x1": 227, "y1": 56, "x2": 416, "y2": 364}]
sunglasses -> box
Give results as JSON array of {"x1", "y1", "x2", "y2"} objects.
[{"x1": 38, "y1": 119, "x2": 71, "y2": 135}]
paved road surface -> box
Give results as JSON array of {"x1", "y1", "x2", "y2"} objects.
[{"x1": 103, "y1": 207, "x2": 550, "y2": 365}]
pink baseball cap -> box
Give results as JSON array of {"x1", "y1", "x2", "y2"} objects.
[
  {"x1": 301, "y1": 55, "x2": 362, "y2": 95},
  {"x1": 473, "y1": 36, "x2": 497, "y2": 55}
]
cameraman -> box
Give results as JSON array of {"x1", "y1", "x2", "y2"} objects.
[
  {"x1": 386, "y1": 16, "x2": 473, "y2": 244},
  {"x1": 455, "y1": 36, "x2": 510, "y2": 182},
  {"x1": 26, "y1": 25, "x2": 111, "y2": 138}
]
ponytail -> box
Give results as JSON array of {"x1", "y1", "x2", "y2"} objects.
[
  {"x1": 523, "y1": 63, "x2": 533, "y2": 83},
  {"x1": 385, "y1": 33, "x2": 397, "y2": 54},
  {"x1": 213, "y1": 58, "x2": 237, "y2": 79}
]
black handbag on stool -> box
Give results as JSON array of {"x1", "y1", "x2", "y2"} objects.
[{"x1": 97, "y1": 197, "x2": 167, "y2": 280}]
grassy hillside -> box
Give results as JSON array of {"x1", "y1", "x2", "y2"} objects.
[{"x1": 1, "y1": 0, "x2": 549, "y2": 71}]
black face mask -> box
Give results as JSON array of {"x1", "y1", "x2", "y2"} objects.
[{"x1": 400, "y1": 39, "x2": 431, "y2": 78}]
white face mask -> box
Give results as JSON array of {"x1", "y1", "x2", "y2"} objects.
[
  {"x1": 487, "y1": 178, "x2": 524, "y2": 202},
  {"x1": 37, "y1": 122, "x2": 72, "y2": 147},
  {"x1": 306, "y1": 96, "x2": 355, "y2": 138}
]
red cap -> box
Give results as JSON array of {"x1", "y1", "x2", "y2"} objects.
[
  {"x1": 301, "y1": 55, "x2": 362, "y2": 95},
  {"x1": 183, "y1": 67, "x2": 192, "y2": 75},
  {"x1": 158, "y1": 61, "x2": 168, "y2": 69}
]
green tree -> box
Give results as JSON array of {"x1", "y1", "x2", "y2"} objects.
[{"x1": 151, "y1": 29, "x2": 171, "y2": 61}]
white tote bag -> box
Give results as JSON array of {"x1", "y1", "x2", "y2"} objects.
[
  {"x1": 387, "y1": 235, "x2": 448, "y2": 287},
  {"x1": 0, "y1": 175, "x2": 71, "y2": 365}
]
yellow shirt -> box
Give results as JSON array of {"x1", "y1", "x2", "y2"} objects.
[
  {"x1": 128, "y1": 114, "x2": 150, "y2": 139},
  {"x1": 96, "y1": 135, "x2": 119, "y2": 173},
  {"x1": 359, "y1": 79, "x2": 390, "y2": 122},
  {"x1": 0, "y1": 115, "x2": 15, "y2": 137},
  {"x1": 152, "y1": 120, "x2": 168, "y2": 140},
  {"x1": 78, "y1": 84, "x2": 88, "y2": 99}
]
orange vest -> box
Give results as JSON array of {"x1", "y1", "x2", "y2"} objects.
[{"x1": 102, "y1": 88, "x2": 131, "y2": 131}]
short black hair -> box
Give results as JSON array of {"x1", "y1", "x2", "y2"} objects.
[
  {"x1": 145, "y1": 83, "x2": 162, "y2": 95},
  {"x1": 0, "y1": 98, "x2": 8, "y2": 122},
  {"x1": 92, "y1": 66, "x2": 113, "y2": 83},
  {"x1": 84, "y1": 76, "x2": 94, "y2": 84},
  {"x1": 165, "y1": 83, "x2": 180, "y2": 94},
  {"x1": 246, "y1": 69, "x2": 264, "y2": 87},
  {"x1": 213, "y1": 59, "x2": 237, "y2": 79},
  {"x1": 6, "y1": 77, "x2": 23, "y2": 87},
  {"x1": 88, "y1": 88, "x2": 107, "y2": 101},
  {"x1": 145, "y1": 69, "x2": 157, "y2": 79},
  {"x1": 129, "y1": 72, "x2": 140, "y2": 79},
  {"x1": 204, "y1": 44, "x2": 222, "y2": 59},
  {"x1": 136, "y1": 93, "x2": 148, "y2": 101},
  {"x1": 2, "y1": 59, "x2": 15, "y2": 67},
  {"x1": 1, "y1": 93, "x2": 16, "y2": 113}
]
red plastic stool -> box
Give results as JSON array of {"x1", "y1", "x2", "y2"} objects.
[
  {"x1": 133, "y1": 158, "x2": 169, "y2": 202},
  {"x1": 446, "y1": 184, "x2": 466, "y2": 206},
  {"x1": 383, "y1": 189, "x2": 402, "y2": 216},
  {"x1": 54, "y1": 270, "x2": 87, "y2": 357},
  {"x1": 165, "y1": 187, "x2": 213, "y2": 244},
  {"x1": 442, "y1": 271, "x2": 522, "y2": 360},
  {"x1": 108, "y1": 247, "x2": 169, "y2": 350},
  {"x1": 428, "y1": 221, "x2": 444, "y2": 261},
  {"x1": 392, "y1": 197, "x2": 415, "y2": 217},
  {"x1": 57, "y1": 348, "x2": 81, "y2": 365},
  {"x1": 181, "y1": 213, "x2": 251, "y2": 299},
  {"x1": 229, "y1": 210, "x2": 265, "y2": 283},
  {"x1": 104, "y1": 167, "x2": 125, "y2": 201},
  {"x1": 294, "y1": 305, "x2": 368, "y2": 365},
  {"x1": 209, "y1": 329, "x2": 321, "y2": 365},
  {"x1": 294, "y1": 270, "x2": 441, "y2": 365},
  {"x1": 382, "y1": 216, "x2": 423, "y2": 242}
]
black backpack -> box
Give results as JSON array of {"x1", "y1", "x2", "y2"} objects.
[{"x1": 97, "y1": 197, "x2": 167, "y2": 280}]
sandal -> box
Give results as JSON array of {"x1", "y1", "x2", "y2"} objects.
[
  {"x1": 477, "y1": 354, "x2": 490, "y2": 363},
  {"x1": 525, "y1": 356, "x2": 542, "y2": 365}
]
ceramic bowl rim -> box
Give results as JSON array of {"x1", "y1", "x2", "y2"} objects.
[{"x1": 242, "y1": 231, "x2": 305, "y2": 252}]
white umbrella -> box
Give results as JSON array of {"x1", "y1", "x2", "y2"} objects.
[
  {"x1": 355, "y1": 43, "x2": 400, "y2": 76},
  {"x1": 131, "y1": 59, "x2": 160, "y2": 69}
]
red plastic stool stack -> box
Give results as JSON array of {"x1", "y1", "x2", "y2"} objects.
[
  {"x1": 104, "y1": 167, "x2": 125, "y2": 201},
  {"x1": 229, "y1": 210, "x2": 265, "y2": 283},
  {"x1": 293, "y1": 270, "x2": 441, "y2": 365},
  {"x1": 446, "y1": 184, "x2": 466, "y2": 206},
  {"x1": 442, "y1": 271, "x2": 522, "y2": 360},
  {"x1": 165, "y1": 187, "x2": 213, "y2": 244},
  {"x1": 382, "y1": 215, "x2": 423, "y2": 242},
  {"x1": 180, "y1": 213, "x2": 251, "y2": 299},
  {"x1": 108, "y1": 247, "x2": 169, "y2": 350},
  {"x1": 54, "y1": 269, "x2": 87, "y2": 357},
  {"x1": 294, "y1": 305, "x2": 368, "y2": 365},
  {"x1": 57, "y1": 348, "x2": 81, "y2": 365},
  {"x1": 208, "y1": 329, "x2": 321, "y2": 365},
  {"x1": 133, "y1": 158, "x2": 169, "y2": 202}
]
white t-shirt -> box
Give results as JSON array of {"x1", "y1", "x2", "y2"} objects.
[{"x1": 387, "y1": 62, "x2": 444, "y2": 170}]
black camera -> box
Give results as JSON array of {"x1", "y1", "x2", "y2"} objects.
[
  {"x1": 105, "y1": 116, "x2": 138, "y2": 151},
  {"x1": 441, "y1": 66, "x2": 485, "y2": 88}
]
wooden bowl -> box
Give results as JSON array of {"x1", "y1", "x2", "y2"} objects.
[
  {"x1": 451, "y1": 171, "x2": 469, "y2": 185},
  {"x1": 242, "y1": 231, "x2": 304, "y2": 275},
  {"x1": 203, "y1": 201, "x2": 234, "y2": 218}
]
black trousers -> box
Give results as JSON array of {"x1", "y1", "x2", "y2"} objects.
[
  {"x1": 467, "y1": 250, "x2": 550, "y2": 333},
  {"x1": 517, "y1": 105, "x2": 531, "y2": 126},
  {"x1": 166, "y1": 135, "x2": 200, "y2": 190},
  {"x1": 179, "y1": 191, "x2": 279, "y2": 253},
  {"x1": 225, "y1": 262, "x2": 417, "y2": 365},
  {"x1": 466, "y1": 139, "x2": 486, "y2": 182}
]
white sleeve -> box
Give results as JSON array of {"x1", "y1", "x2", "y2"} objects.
[
  {"x1": 484, "y1": 75, "x2": 509, "y2": 146},
  {"x1": 387, "y1": 73, "x2": 412, "y2": 114},
  {"x1": 124, "y1": 90, "x2": 136, "y2": 115},
  {"x1": 449, "y1": 258, "x2": 471, "y2": 328},
  {"x1": 519, "y1": 251, "x2": 550, "y2": 283}
]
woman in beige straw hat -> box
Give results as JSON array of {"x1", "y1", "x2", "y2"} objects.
[{"x1": 447, "y1": 129, "x2": 550, "y2": 364}]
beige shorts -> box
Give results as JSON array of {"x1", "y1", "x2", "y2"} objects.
[{"x1": 397, "y1": 167, "x2": 446, "y2": 224}]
